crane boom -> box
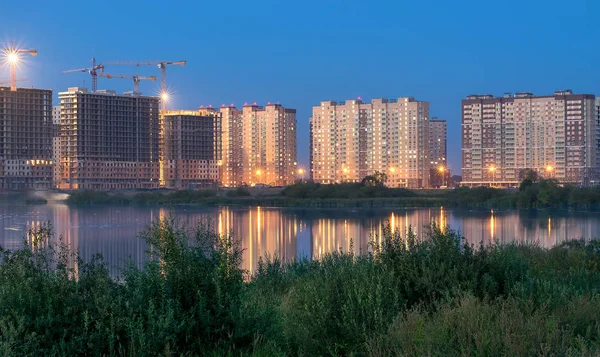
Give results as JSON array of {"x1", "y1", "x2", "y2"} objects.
[
  {"x1": 63, "y1": 58, "x2": 104, "y2": 91},
  {"x1": 102, "y1": 59, "x2": 186, "y2": 109},
  {"x1": 98, "y1": 73, "x2": 157, "y2": 93}
]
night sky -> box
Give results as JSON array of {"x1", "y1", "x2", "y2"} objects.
[{"x1": 1, "y1": 0, "x2": 599, "y2": 174}]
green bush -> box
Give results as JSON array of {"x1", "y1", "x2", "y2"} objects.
[{"x1": 1, "y1": 221, "x2": 600, "y2": 355}]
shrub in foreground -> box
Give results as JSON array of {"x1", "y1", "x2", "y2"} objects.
[{"x1": 0, "y1": 220, "x2": 600, "y2": 355}]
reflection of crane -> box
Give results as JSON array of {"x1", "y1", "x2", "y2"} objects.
[
  {"x1": 103, "y1": 60, "x2": 186, "y2": 109},
  {"x1": 97, "y1": 73, "x2": 157, "y2": 93},
  {"x1": 62, "y1": 58, "x2": 104, "y2": 92},
  {"x1": 1, "y1": 41, "x2": 37, "y2": 91},
  {"x1": 0, "y1": 78, "x2": 27, "y2": 86}
]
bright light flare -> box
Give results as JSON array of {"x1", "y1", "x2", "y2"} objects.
[
  {"x1": 160, "y1": 92, "x2": 169, "y2": 101},
  {"x1": 438, "y1": 166, "x2": 446, "y2": 173},
  {"x1": 6, "y1": 52, "x2": 18, "y2": 64},
  {"x1": 546, "y1": 165, "x2": 553, "y2": 172},
  {"x1": 389, "y1": 167, "x2": 396, "y2": 173},
  {"x1": 255, "y1": 169, "x2": 262, "y2": 176},
  {"x1": 298, "y1": 168, "x2": 304, "y2": 175}
]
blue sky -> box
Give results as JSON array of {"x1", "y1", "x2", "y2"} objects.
[{"x1": 1, "y1": 0, "x2": 599, "y2": 174}]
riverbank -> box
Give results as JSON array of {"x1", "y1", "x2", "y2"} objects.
[
  {"x1": 8, "y1": 179, "x2": 600, "y2": 209},
  {"x1": 2, "y1": 220, "x2": 600, "y2": 355}
]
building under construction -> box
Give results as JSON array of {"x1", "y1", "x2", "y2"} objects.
[
  {"x1": 161, "y1": 109, "x2": 222, "y2": 188},
  {"x1": 0, "y1": 87, "x2": 53, "y2": 190},
  {"x1": 58, "y1": 87, "x2": 160, "y2": 190}
]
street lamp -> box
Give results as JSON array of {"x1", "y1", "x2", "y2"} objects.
[
  {"x1": 438, "y1": 166, "x2": 446, "y2": 187},
  {"x1": 297, "y1": 168, "x2": 305, "y2": 182},
  {"x1": 489, "y1": 166, "x2": 496, "y2": 187}
]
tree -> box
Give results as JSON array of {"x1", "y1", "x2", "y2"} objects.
[
  {"x1": 362, "y1": 171, "x2": 388, "y2": 187},
  {"x1": 519, "y1": 169, "x2": 540, "y2": 183}
]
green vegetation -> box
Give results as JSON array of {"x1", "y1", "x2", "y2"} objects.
[
  {"x1": 2, "y1": 219, "x2": 600, "y2": 356},
  {"x1": 60, "y1": 179, "x2": 600, "y2": 208},
  {"x1": 449, "y1": 179, "x2": 600, "y2": 208}
]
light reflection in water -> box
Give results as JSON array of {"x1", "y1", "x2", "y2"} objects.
[{"x1": 0, "y1": 205, "x2": 600, "y2": 274}]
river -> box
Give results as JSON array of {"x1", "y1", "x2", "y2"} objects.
[{"x1": 0, "y1": 204, "x2": 598, "y2": 275}]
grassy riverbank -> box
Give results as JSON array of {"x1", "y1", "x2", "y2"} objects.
[
  {"x1": 1, "y1": 219, "x2": 600, "y2": 356},
  {"x1": 62, "y1": 179, "x2": 600, "y2": 209}
]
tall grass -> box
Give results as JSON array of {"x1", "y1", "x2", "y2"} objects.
[{"x1": 0, "y1": 219, "x2": 599, "y2": 356}]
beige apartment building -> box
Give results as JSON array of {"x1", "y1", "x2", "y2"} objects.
[
  {"x1": 58, "y1": 87, "x2": 161, "y2": 190},
  {"x1": 52, "y1": 106, "x2": 61, "y2": 188},
  {"x1": 429, "y1": 118, "x2": 448, "y2": 187},
  {"x1": 0, "y1": 87, "x2": 53, "y2": 190},
  {"x1": 462, "y1": 90, "x2": 599, "y2": 187},
  {"x1": 219, "y1": 103, "x2": 297, "y2": 187},
  {"x1": 160, "y1": 110, "x2": 222, "y2": 188},
  {"x1": 310, "y1": 97, "x2": 430, "y2": 188}
]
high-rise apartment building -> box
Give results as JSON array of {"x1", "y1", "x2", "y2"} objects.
[
  {"x1": 0, "y1": 87, "x2": 53, "y2": 190},
  {"x1": 310, "y1": 98, "x2": 430, "y2": 188},
  {"x1": 219, "y1": 103, "x2": 297, "y2": 187},
  {"x1": 462, "y1": 90, "x2": 599, "y2": 186},
  {"x1": 52, "y1": 106, "x2": 61, "y2": 188},
  {"x1": 161, "y1": 110, "x2": 222, "y2": 188},
  {"x1": 58, "y1": 87, "x2": 161, "y2": 190},
  {"x1": 429, "y1": 118, "x2": 447, "y2": 187}
]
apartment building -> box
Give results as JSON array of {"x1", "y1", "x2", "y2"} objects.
[
  {"x1": 219, "y1": 103, "x2": 297, "y2": 187},
  {"x1": 310, "y1": 97, "x2": 430, "y2": 188},
  {"x1": 0, "y1": 87, "x2": 53, "y2": 190},
  {"x1": 161, "y1": 110, "x2": 222, "y2": 188},
  {"x1": 58, "y1": 87, "x2": 161, "y2": 190},
  {"x1": 462, "y1": 90, "x2": 599, "y2": 187},
  {"x1": 52, "y1": 106, "x2": 61, "y2": 188},
  {"x1": 429, "y1": 118, "x2": 448, "y2": 187}
]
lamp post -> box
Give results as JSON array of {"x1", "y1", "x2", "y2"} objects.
[
  {"x1": 489, "y1": 166, "x2": 496, "y2": 187},
  {"x1": 546, "y1": 165, "x2": 554, "y2": 178},
  {"x1": 298, "y1": 168, "x2": 305, "y2": 183},
  {"x1": 438, "y1": 166, "x2": 446, "y2": 187}
]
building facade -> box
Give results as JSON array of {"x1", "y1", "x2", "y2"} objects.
[
  {"x1": 52, "y1": 106, "x2": 61, "y2": 188},
  {"x1": 462, "y1": 90, "x2": 599, "y2": 187},
  {"x1": 429, "y1": 118, "x2": 448, "y2": 187},
  {"x1": 58, "y1": 87, "x2": 161, "y2": 190},
  {"x1": 161, "y1": 110, "x2": 222, "y2": 188},
  {"x1": 0, "y1": 87, "x2": 53, "y2": 190},
  {"x1": 310, "y1": 98, "x2": 430, "y2": 188},
  {"x1": 219, "y1": 103, "x2": 297, "y2": 187}
]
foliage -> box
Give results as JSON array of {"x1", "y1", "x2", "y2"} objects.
[{"x1": 2, "y1": 220, "x2": 600, "y2": 355}]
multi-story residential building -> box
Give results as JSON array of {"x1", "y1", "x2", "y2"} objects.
[
  {"x1": 160, "y1": 109, "x2": 222, "y2": 188},
  {"x1": 219, "y1": 103, "x2": 297, "y2": 187},
  {"x1": 429, "y1": 117, "x2": 448, "y2": 187},
  {"x1": 58, "y1": 87, "x2": 161, "y2": 190},
  {"x1": 52, "y1": 106, "x2": 61, "y2": 188},
  {"x1": 310, "y1": 97, "x2": 430, "y2": 188},
  {"x1": 0, "y1": 87, "x2": 53, "y2": 190},
  {"x1": 462, "y1": 90, "x2": 599, "y2": 187}
]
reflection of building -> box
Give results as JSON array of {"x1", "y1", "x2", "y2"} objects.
[
  {"x1": 58, "y1": 87, "x2": 160, "y2": 189},
  {"x1": 0, "y1": 87, "x2": 53, "y2": 190},
  {"x1": 52, "y1": 106, "x2": 61, "y2": 188},
  {"x1": 161, "y1": 110, "x2": 222, "y2": 188},
  {"x1": 219, "y1": 103, "x2": 297, "y2": 187},
  {"x1": 310, "y1": 98, "x2": 430, "y2": 188},
  {"x1": 429, "y1": 118, "x2": 448, "y2": 187},
  {"x1": 462, "y1": 90, "x2": 599, "y2": 187}
]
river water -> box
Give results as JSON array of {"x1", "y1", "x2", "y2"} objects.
[{"x1": 0, "y1": 204, "x2": 598, "y2": 275}]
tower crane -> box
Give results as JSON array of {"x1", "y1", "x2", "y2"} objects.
[
  {"x1": 97, "y1": 73, "x2": 157, "y2": 93},
  {"x1": 1, "y1": 41, "x2": 37, "y2": 91},
  {"x1": 0, "y1": 78, "x2": 27, "y2": 86},
  {"x1": 62, "y1": 58, "x2": 104, "y2": 92},
  {"x1": 103, "y1": 60, "x2": 186, "y2": 109}
]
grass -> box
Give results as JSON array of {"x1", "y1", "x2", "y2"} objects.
[{"x1": 1, "y1": 218, "x2": 600, "y2": 356}]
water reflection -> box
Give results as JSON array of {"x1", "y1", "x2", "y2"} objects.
[{"x1": 0, "y1": 205, "x2": 599, "y2": 274}]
